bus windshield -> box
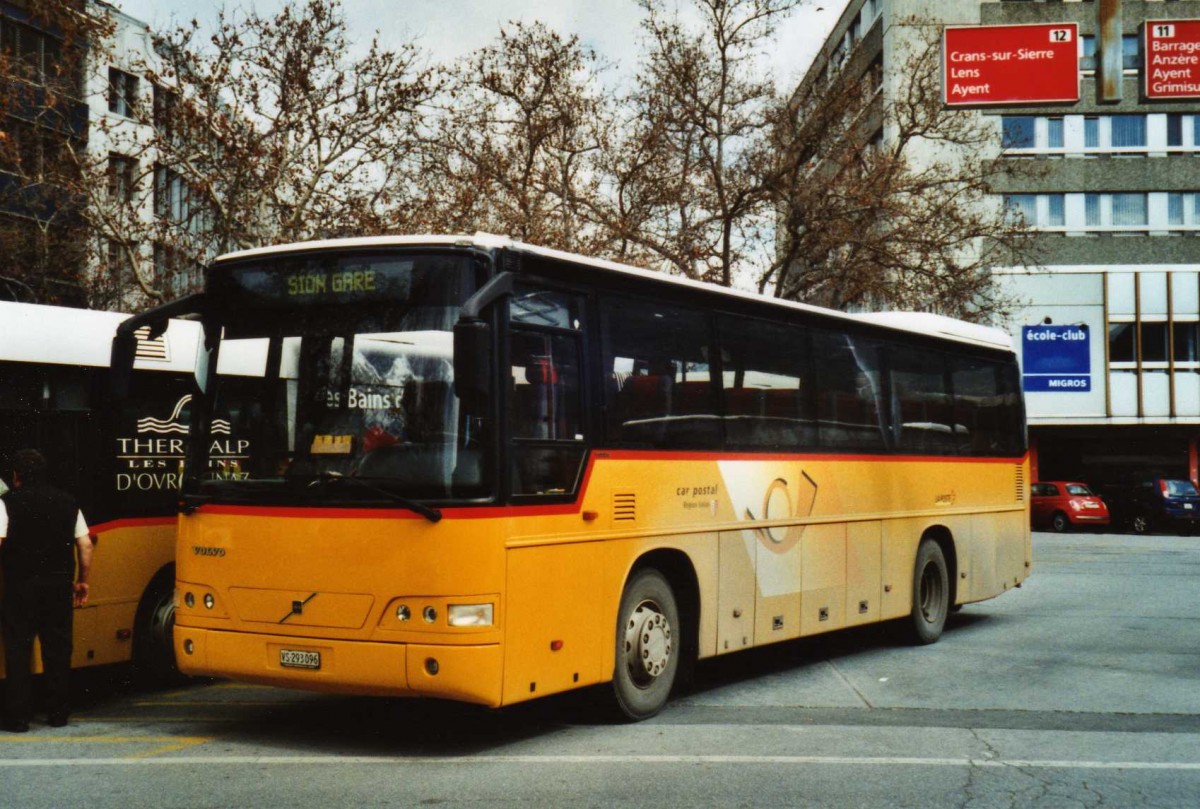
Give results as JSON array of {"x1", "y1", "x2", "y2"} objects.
[{"x1": 199, "y1": 251, "x2": 488, "y2": 504}]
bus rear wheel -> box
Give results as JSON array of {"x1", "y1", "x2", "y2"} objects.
[
  {"x1": 909, "y1": 539, "x2": 949, "y2": 645},
  {"x1": 612, "y1": 569, "x2": 679, "y2": 721}
]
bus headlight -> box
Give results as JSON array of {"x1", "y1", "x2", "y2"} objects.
[{"x1": 448, "y1": 603, "x2": 494, "y2": 627}]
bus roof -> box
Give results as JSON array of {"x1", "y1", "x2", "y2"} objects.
[
  {"x1": 214, "y1": 233, "x2": 1014, "y2": 352},
  {"x1": 0, "y1": 300, "x2": 201, "y2": 372}
]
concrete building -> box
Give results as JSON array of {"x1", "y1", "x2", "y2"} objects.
[
  {"x1": 797, "y1": 0, "x2": 1200, "y2": 487},
  {"x1": 0, "y1": 1, "x2": 205, "y2": 311},
  {"x1": 0, "y1": 0, "x2": 89, "y2": 305},
  {"x1": 86, "y1": 1, "x2": 206, "y2": 311}
]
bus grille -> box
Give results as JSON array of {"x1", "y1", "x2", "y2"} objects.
[
  {"x1": 133, "y1": 327, "x2": 170, "y2": 362},
  {"x1": 613, "y1": 492, "x2": 636, "y2": 521},
  {"x1": 1015, "y1": 466, "x2": 1025, "y2": 502}
]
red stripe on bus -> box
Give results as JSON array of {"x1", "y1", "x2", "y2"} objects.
[{"x1": 89, "y1": 516, "x2": 177, "y2": 534}]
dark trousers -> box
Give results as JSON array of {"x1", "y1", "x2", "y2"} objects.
[{"x1": 3, "y1": 574, "x2": 73, "y2": 724}]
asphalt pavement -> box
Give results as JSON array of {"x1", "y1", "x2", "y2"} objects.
[{"x1": 2, "y1": 530, "x2": 1197, "y2": 808}]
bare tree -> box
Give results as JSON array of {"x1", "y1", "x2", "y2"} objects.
[
  {"x1": 604, "y1": 0, "x2": 801, "y2": 286},
  {"x1": 0, "y1": 0, "x2": 109, "y2": 304},
  {"x1": 762, "y1": 22, "x2": 1039, "y2": 321},
  {"x1": 414, "y1": 21, "x2": 611, "y2": 254}
]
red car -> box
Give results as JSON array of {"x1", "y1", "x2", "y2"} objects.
[{"x1": 1031, "y1": 481, "x2": 1110, "y2": 532}]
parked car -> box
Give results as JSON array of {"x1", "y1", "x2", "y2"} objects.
[
  {"x1": 1030, "y1": 481, "x2": 1110, "y2": 532},
  {"x1": 1111, "y1": 479, "x2": 1200, "y2": 535}
]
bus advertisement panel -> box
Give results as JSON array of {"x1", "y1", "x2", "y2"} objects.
[{"x1": 0, "y1": 302, "x2": 253, "y2": 682}]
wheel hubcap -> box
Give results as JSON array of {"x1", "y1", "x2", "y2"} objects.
[
  {"x1": 624, "y1": 600, "x2": 672, "y2": 687},
  {"x1": 919, "y1": 564, "x2": 943, "y2": 623}
]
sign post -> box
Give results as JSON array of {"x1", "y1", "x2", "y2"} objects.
[
  {"x1": 943, "y1": 23, "x2": 1080, "y2": 106},
  {"x1": 1145, "y1": 20, "x2": 1200, "y2": 100},
  {"x1": 1022, "y1": 325, "x2": 1091, "y2": 393}
]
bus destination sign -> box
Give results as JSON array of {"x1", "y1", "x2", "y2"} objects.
[
  {"x1": 943, "y1": 24, "x2": 1080, "y2": 106},
  {"x1": 229, "y1": 259, "x2": 414, "y2": 305},
  {"x1": 1145, "y1": 20, "x2": 1200, "y2": 99}
]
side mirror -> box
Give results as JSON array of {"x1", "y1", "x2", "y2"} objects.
[
  {"x1": 453, "y1": 318, "x2": 491, "y2": 409},
  {"x1": 109, "y1": 327, "x2": 140, "y2": 401}
]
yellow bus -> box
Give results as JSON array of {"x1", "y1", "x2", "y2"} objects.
[
  {"x1": 0, "y1": 301, "x2": 242, "y2": 682},
  {"x1": 116, "y1": 234, "x2": 1030, "y2": 719}
]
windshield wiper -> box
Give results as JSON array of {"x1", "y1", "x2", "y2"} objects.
[{"x1": 307, "y1": 471, "x2": 442, "y2": 523}]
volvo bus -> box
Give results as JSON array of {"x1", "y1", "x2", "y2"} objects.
[
  {"x1": 0, "y1": 301, "x2": 233, "y2": 682},
  {"x1": 115, "y1": 233, "x2": 1031, "y2": 719}
]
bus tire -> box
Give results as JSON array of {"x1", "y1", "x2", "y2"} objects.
[
  {"x1": 909, "y1": 539, "x2": 949, "y2": 645},
  {"x1": 612, "y1": 569, "x2": 679, "y2": 721},
  {"x1": 133, "y1": 567, "x2": 180, "y2": 686}
]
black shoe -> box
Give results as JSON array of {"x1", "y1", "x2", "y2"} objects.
[
  {"x1": 47, "y1": 714, "x2": 69, "y2": 728},
  {"x1": 3, "y1": 721, "x2": 30, "y2": 733}
]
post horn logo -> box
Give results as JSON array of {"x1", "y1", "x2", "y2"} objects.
[{"x1": 744, "y1": 472, "x2": 818, "y2": 554}]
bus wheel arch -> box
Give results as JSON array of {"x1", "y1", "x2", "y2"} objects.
[
  {"x1": 909, "y1": 527, "x2": 955, "y2": 645},
  {"x1": 133, "y1": 565, "x2": 180, "y2": 685},
  {"x1": 611, "y1": 550, "x2": 698, "y2": 720}
]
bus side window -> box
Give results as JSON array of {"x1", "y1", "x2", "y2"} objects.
[
  {"x1": 952, "y1": 357, "x2": 1024, "y2": 456},
  {"x1": 888, "y1": 345, "x2": 954, "y2": 455},
  {"x1": 717, "y1": 315, "x2": 815, "y2": 450},
  {"x1": 812, "y1": 332, "x2": 887, "y2": 451},
  {"x1": 601, "y1": 297, "x2": 719, "y2": 449}
]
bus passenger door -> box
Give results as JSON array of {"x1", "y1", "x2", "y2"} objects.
[{"x1": 716, "y1": 531, "x2": 755, "y2": 654}]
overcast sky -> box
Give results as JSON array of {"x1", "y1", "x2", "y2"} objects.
[{"x1": 112, "y1": 0, "x2": 840, "y2": 93}]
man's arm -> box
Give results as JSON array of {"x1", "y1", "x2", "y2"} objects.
[{"x1": 74, "y1": 511, "x2": 93, "y2": 607}]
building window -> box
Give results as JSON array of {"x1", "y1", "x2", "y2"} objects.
[
  {"x1": 1168, "y1": 114, "x2": 1184, "y2": 148},
  {"x1": 1175, "y1": 322, "x2": 1200, "y2": 363},
  {"x1": 153, "y1": 85, "x2": 178, "y2": 140},
  {"x1": 107, "y1": 154, "x2": 137, "y2": 204},
  {"x1": 1111, "y1": 193, "x2": 1148, "y2": 228},
  {"x1": 1001, "y1": 116, "x2": 1036, "y2": 149},
  {"x1": 108, "y1": 67, "x2": 139, "y2": 118},
  {"x1": 1109, "y1": 323, "x2": 1136, "y2": 363},
  {"x1": 1085, "y1": 116, "x2": 1100, "y2": 149},
  {"x1": 107, "y1": 240, "x2": 136, "y2": 289},
  {"x1": 1085, "y1": 193, "x2": 1102, "y2": 226},
  {"x1": 1122, "y1": 34, "x2": 1139, "y2": 68},
  {"x1": 1141, "y1": 322, "x2": 1169, "y2": 363},
  {"x1": 1047, "y1": 194, "x2": 1065, "y2": 227},
  {"x1": 1169, "y1": 193, "x2": 1185, "y2": 226},
  {"x1": 154, "y1": 165, "x2": 193, "y2": 223},
  {"x1": 1004, "y1": 194, "x2": 1037, "y2": 225},
  {"x1": 1047, "y1": 117, "x2": 1064, "y2": 149},
  {"x1": 1111, "y1": 115, "x2": 1146, "y2": 149}
]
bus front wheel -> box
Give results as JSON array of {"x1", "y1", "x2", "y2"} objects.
[
  {"x1": 909, "y1": 539, "x2": 949, "y2": 645},
  {"x1": 612, "y1": 569, "x2": 679, "y2": 721}
]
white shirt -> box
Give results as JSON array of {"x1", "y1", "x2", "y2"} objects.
[{"x1": 0, "y1": 498, "x2": 89, "y2": 540}]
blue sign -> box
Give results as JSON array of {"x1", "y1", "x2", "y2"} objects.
[{"x1": 1022, "y1": 325, "x2": 1090, "y2": 393}]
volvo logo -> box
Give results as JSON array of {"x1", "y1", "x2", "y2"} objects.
[
  {"x1": 279, "y1": 592, "x2": 319, "y2": 624},
  {"x1": 192, "y1": 546, "x2": 226, "y2": 557}
]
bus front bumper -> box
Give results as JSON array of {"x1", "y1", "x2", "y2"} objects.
[{"x1": 175, "y1": 627, "x2": 503, "y2": 707}]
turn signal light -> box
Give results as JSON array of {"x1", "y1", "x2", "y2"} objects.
[{"x1": 448, "y1": 603, "x2": 494, "y2": 627}]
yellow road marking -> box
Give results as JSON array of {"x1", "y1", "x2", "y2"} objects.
[{"x1": 0, "y1": 735, "x2": 211, "y2": 758}]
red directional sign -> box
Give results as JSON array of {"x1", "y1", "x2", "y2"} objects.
[
  {"x1": 943, "y1": 23, "x2": 1080, "y2": 106},
  {"x1": 1145, "y1": 20, "x2": 1200, "y2": 99}
]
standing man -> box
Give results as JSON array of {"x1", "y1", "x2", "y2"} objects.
[{"x1": 0, "y1": 449, "x2": 93, "y2": 732}]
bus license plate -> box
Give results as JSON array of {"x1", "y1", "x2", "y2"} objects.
[{"x1": 280, "y1": 649, "x2": 321, "y2": 669}]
